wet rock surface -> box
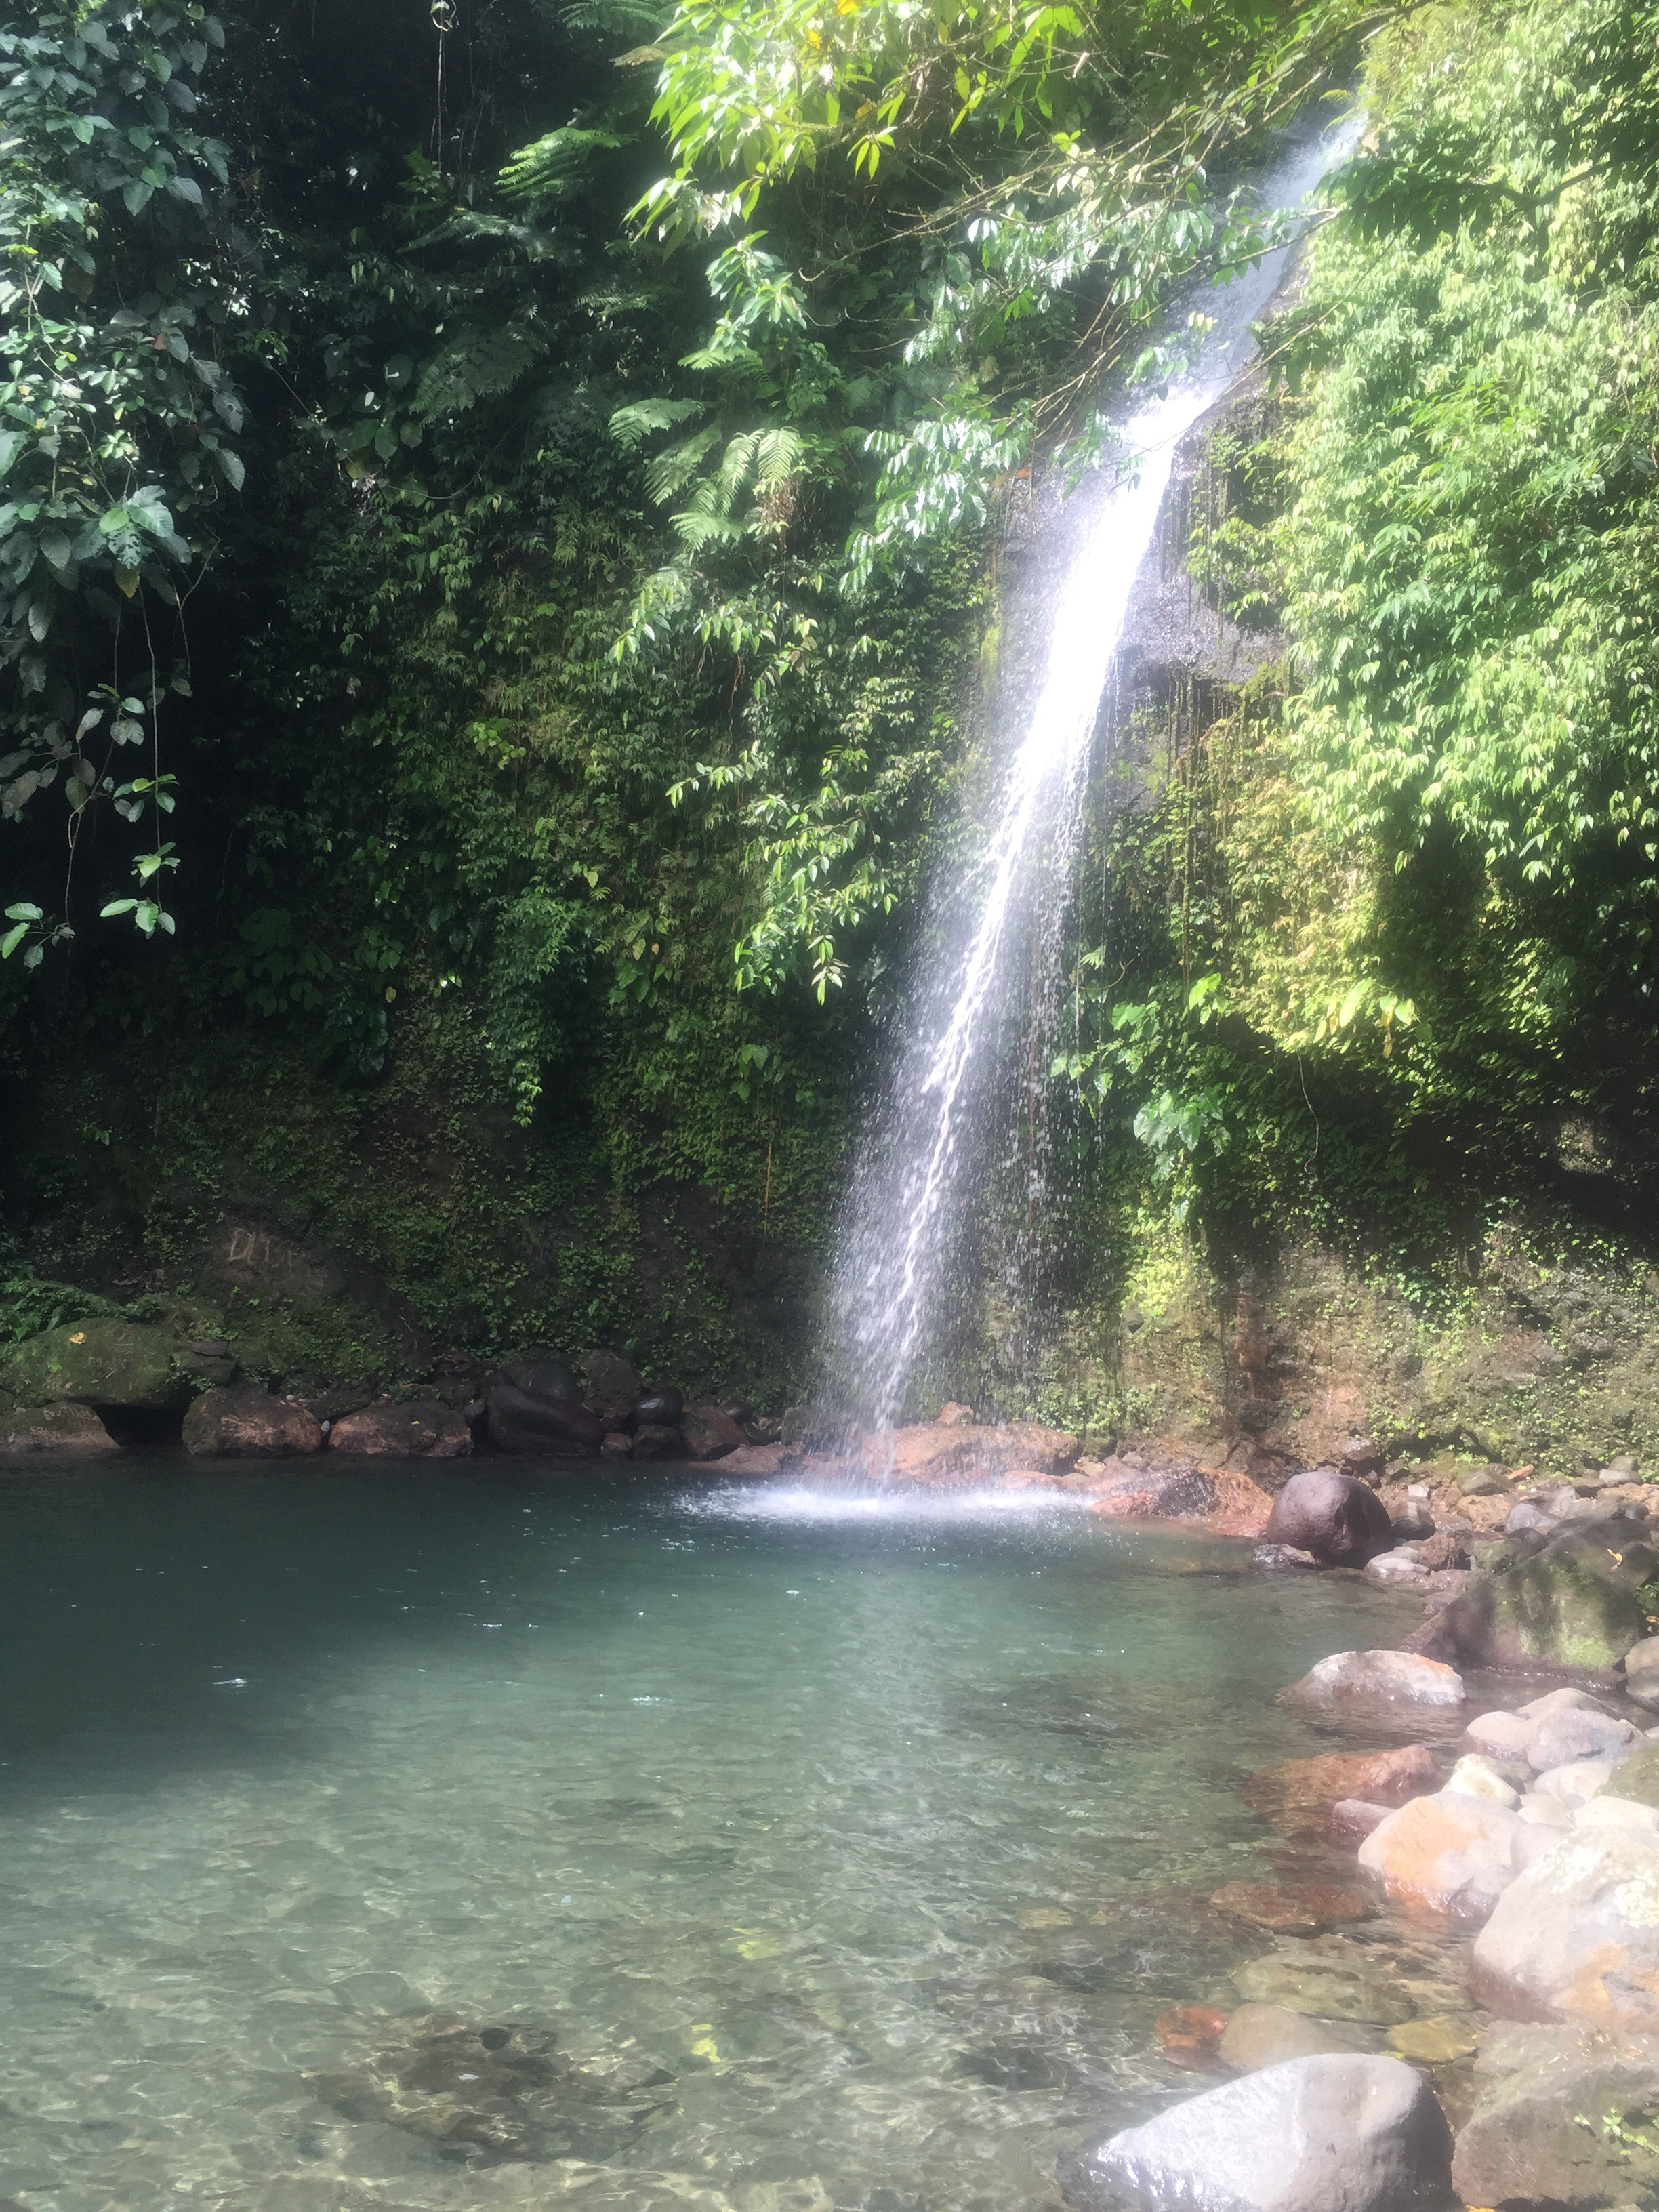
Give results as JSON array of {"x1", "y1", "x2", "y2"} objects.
[
  {"x1": 1240, "y1": 1745, "x2": 1439, "y2": 1836},
  {"x1": 1059, "y1": 2054, "x2": 1455, "y2": 2212},
  {"x1": 305, "y1": 2010, "x2": 675, "y2": 2164},
  {"x1": 1284, "y1": 1650, "x2": 1466, "y2": 1711}
]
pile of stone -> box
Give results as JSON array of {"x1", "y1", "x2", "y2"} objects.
[{"x1": 0, "y1": 1314, "x2": 779, "y2": 1467}]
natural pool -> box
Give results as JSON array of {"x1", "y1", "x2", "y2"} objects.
[{"x1": 0, "y1": 1460, "x2": 1425, "y2": 2212}]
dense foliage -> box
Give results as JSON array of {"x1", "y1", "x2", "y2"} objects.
[{"x1": 5, "y1": 0, "x2": 1659, "y2": 1396}]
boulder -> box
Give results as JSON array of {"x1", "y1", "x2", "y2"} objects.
[
  {"x1": 1573, "y1": 1794, "x2": 1659, "y2": 1841},
  {"x1": 1085, "y1": 1463, "x2": 1222, "y2": 1520},
  {"x1": 1417, "y1": 1530, "x2": 1469, "y2": 1570},
  {"x1": 182, "y1": 1387, "x2": 322, "y2": 1458},
  {"x1": 1443, "y1": 1755, "x2": 1519, "y2": 1807},
  {"x1": 1471, "y1": 1834, "x2": 1659, "y2": 2028},
  {"x1": 1330, "y1": 1800, "x2": 1395, "y2": 1846},
  {"x1": 1432, "y1": 1521, "x2": 1650, "y2": 1673},
  {"x1": 0, "y1": 1402, "x2": 120, "y2": 1456},
  {"x1": 1209, "y1": 1882, "x2": 1372, "y2": 1933},
  {"x1": 1240, "y1": 1744, "x2": 1438, "y2": 1835},
  {"x1": 327, "y1": 1401, "x2": 470, "y2": 1457},
  {"x1": 0, "y1": 1317, "x2": 189, "y2": 1412},
  {"x1": 1531, "y1": 1758, "x2": 1616, "y2": 1809},
  {"x1": 599, "y1": 1431, "x2": 634, "y2": 1460},
  {"x1": 1263, "y1": 1469, "x2": 1395, "y2": 1568},
  {"x1": 483, "y1": 1374, "x2": 602, "y2": 1457},
  {"x1": 1364, "y1": 1553, "x2": 1427, "y2": 1586},
  {"x1": 1624, "y1": 1635, "x2": 1659, "y2": 1711},
  {"x1": 1284, "y1": 1650, "x2": 1465, "y2": 1710},
  {"x1": 719, "y1": 1443, "x2": 784, "y2": 1476},
  {"x1": 882, "y1": 1420, "x2": 1080, "y2": 1485},
  {"x1": 1594, "y1": 1740, "x2": 1659, "y2": 1808},
  {"x1": 1462, "y1": 1708, "x2": 1533, "y2": 1762},
  {"x1": 631, "y1": 1423, "x2": 688, "y2": 1462},
  {"x1": 1523, "y1": 1698, "x2": 1637, "y2": 1772},
  {"x1": 635, "y1": 1383, "x2": 684, "y2": 1427},
  {"x1": 1357, "y1": 1790, "x2": 1553, "y2": 1924},
  {"x1": 1216, "y1": 2006, "x2": 1377, "y2": 2072},
  {"x1": 581, "y1": 1349, "x2": 642, "y2": 1404},
  {"x1": 1452, "y1": 2020, "x2": 1659, "y2": 2212},
  {"x1": 1518, "y1": 1792, "x2": 1574, "y2": 1829},
  {"x1": 499, "y1": 1353, "x2": 582, "y2": 1400},
  {"x1": 680, "y1": 1404, "x2": 747, "y2": 1461},
  {"x1": 1059, "y1": 2055, "x2": 1454, "y2": 2212}
]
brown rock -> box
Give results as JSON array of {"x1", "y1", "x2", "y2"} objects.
[
  {"x1": 182, "y1": 1387, "x2": 322, "y2": 1458},
  {"x1": 1265, "y1": 1469, "x2": 1396, "y2": 1567},
  {"x1": 631, "y1": 1423, "x2": 687, "y2": 1461},
  {"x1": 1154, "y1": 2004, "x2": 1229, "y2": 2070},
  {"x1": 1242, "y1": 1744, "x2": 1439, "y2": 1835},
  {"x1": 327, "y1": 1401, "x2": 470, "y2": 1457},
  {"x1": 1210, "y1": 1882, "x2": 1374, "y2": 1933},
  {"x1": 720, "y1": 1443, "x2": 784, "y2": 1475},
  {"x1": 936, "y1": 1401, "x2": 974, "y2": 1426},
  {"x1": 0, "y1": 1402, "x2": 120, "y2": 1456},
  {"x1": 880, "y1": 1420, "x2": 1080, "y2": 1485},
  {"x1": 599, "y1": 1431, "x2": 633, "y2": 1460},
  {"x1": 680, "y1": 1404, "x2": 747, "y2": 1461},
  {"x1": 1417, "y1": 1530, "x2": 1469, "y2": 1570}
]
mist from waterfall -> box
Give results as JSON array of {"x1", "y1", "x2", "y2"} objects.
[{"x1": 825, "y1": 118, "x2": 1355, "y2": 1450}]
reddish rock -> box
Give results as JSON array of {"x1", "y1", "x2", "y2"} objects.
[
  {"x1": 1209, "y1": 1882, "x2": 1373, "y2": 1933},
  {"x1": 936, "y1": 1401, "x2": 974, "y2": 1426},
  {"x1": 182, "y1": 1387, "x2": 322, "y2": 1458},
  {"x1": 1088, "y1": 1465, "x2": 1218, "y2": 1518},
  {"x1": 0, "y1": 1402, "x2": 121, "y2": 1456},
  {"x1": 720, "y1": 1443, "x2": 783, "y2": 1475},
  {"x1": 327, "y1": 1401, "x2": 470, "y2": 1457},
  {"x1": 1265, "y1": 1469, "x2": 1396, "y2": 1568},
  {"x1": 1242, "y1": 1744, "x2": 1439, "y2": 1835},
  {"x1": 600, "y1": 1431, "x2": 634, "y2": 1460},
  {"x1": 680, "y1": 1404, "x2": 748, "y2": 1461},
  {"x1": 880, "y1": 1420, "x2": 1080, "y2": 1485},
  {"x1": 1357, "y1": 1790, "x2": 1553, "y2": 1924},
  {"x1": 1154, "y1": 2004, "x2": 1230, "y2": 2070},
  {"x1": 1418, "y1": 1530, "x2": 1469, "y2": 1570}
]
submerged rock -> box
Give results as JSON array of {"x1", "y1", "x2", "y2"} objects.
[
  {"x1": 1216, "y1": 2003, "x2": 1377, "y2": 2072},
  {"x1": 1452, "y1": 2020, "x2": 1659, "y2": 2212},
  {"x1": 1230, "y1": 1938, "x2": 1416, "y2": 2024},
  {"x1": 327, "y1": 1400, "x2": 471, "y2": 1456},
  {"x1": 0, "y1": 1401, "x2": 120, "y2": 1455},
  {"x1": 1240, "y1": 1744, "x2": 1437, "y2": 1836},
  {"x1": 1209, "y1": 1881, "x2": 1372, "y2": 1933},
  {"x1": 305, "y1": 2009, "x2": 674, "y2": 2164},
  {"x1": 1471, "y1": 1833, "x2": 1659, "y2": 2029},
  {"x1": 1059, "y1": 2054, "x2": 1454, "y2": 2212},
  {"x1": 1264, "y1": 1469, "x2": 1395, "y2": 1568},
  {"x1": 0, "y1": 1317, "x2": 190, "y2": 1412},
  {"x1": 182, "y1": 1387, "x2": 322, "y2": 1458}
]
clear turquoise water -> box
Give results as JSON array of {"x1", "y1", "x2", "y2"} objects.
[{"x1": 0, "y1": 1461, "x2": 1419, "y2": 2212}]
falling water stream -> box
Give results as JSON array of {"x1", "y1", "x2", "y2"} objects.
[{"x1": 829, "y1": 120, "x2": 1355, "y2": 1441}]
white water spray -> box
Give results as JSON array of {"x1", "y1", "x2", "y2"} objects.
[{"x1": 827, "y1": 121, "x2": 1353, "y2": 1450}]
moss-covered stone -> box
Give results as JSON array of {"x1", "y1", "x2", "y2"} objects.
[
  {"x1": 1444, "y1": 1529, "x2": 1648, "y2": 1672},
  {"x1": 0, "y1": 1402, "x2": 121, "y2": 1455},
  {"x1": 0, "y1": 1318, "x2": 190, "y2": 1412},
  {"x1": 1605, "y1": 1744, "x2": 1659, "y2": 1809}
]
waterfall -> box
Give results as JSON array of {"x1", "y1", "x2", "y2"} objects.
[{"x1": 825, "y1": 119, "x2": 1353, "y2": 1453}]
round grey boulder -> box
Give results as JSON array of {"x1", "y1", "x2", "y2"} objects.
[
  {"x1": 1059, "y1": 2054, "x2": 1454, "y2": 2212},
  {"x1": 1265, "y1": 1471, "x2": 1395, "y2": 1568}
]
